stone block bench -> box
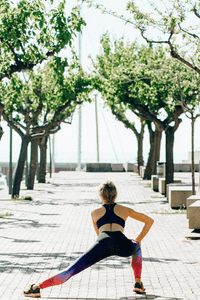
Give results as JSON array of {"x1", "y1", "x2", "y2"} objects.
[
  {"x1": 186, "y1": 195, "x2": 200, "y2": 218},
  {"x1": 188, "y1": 200, "x2": 200, "y2": 229},
  {"x1": 139, "y1": 166, "x2": 146, "y2": 179},
  {"x1": 84, "y1": 163, "x2": 112, "y2": 172},
  {"x1": 158, "y1": 178, "x2": 182, "y2": 195},
  {"x1": 84, "y1": 163, "x2": 126, "y2": 172},
  {"x1": 123, "y1": 163, "x2": 135, "y2": 172},
  {"x1": 151, "y1": 175, "x2": 159, "y2": 192},
  {"x1": 133, "y1": 164, "x2": 138, "y2": 173},
  {"x1": 168, "y1": 186, "x2": 194, "y2": 209},
  {"x1": 111, "y1": 164, "x2": 125, "y2": 172},
  {"x1": 0, "y1": 175, "x2": 8, "y2": 190},
  {"x1": 166, "y1": 183, "x2": 192, "y2": 201}
]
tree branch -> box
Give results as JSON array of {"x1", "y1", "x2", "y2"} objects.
[
  {"x1": 193, "y1": 4, "x2": 200, "y2": 19},
  {"x1": 140, "y1": 28, "x2": 200, "y2": 74},
  {"x1": 0, "y1": 50, "x2": 54, "y2": 80},
  {"x1": 110, "y1": 107, "x2": 140, "y2": 137},
  {"x1": 3, "y1": 114, "x2": 25, "y2": 138},
  {"x1": 178, "y1": 23, "x2": 199, "y2": 40}
]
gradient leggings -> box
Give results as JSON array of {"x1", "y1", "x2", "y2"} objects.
[{"x1": 39, "y1": 231, "x2": 142, "y2": 289}]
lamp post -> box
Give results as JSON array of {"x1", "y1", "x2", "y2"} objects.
[
  {"x1": 52, "y1": 134, "x2": 55, "y2": 173},
  {"x1": 95, "y1": 94, "x2": 100, "y2": 162},
  {"x1": 77, "y1": 0, "x2": 83, "y2": 171},
  {"x1": 9, "y1": 115, "x2": 13, "y2": 195}
]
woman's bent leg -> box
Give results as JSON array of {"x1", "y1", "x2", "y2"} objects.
[
  {"x1": 131, "y1": 241, "x2": 142, "y2": 280},
  {"x1": 39, "y1": 238, "x2": 111, "y2": 289}
]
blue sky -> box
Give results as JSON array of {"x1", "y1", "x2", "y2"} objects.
[{"x1": 0, "y1": 0, "x2": 199, "y2": 164}]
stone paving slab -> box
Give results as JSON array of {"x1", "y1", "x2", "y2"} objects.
[{"x1": 0, "y1": 172, "x2": 200, "y2": 300}]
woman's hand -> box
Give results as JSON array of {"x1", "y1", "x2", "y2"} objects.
[{"x1": 135, "y1": 239, "x2": 141, "y2": 245}]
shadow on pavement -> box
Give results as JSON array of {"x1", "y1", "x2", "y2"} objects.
[
  {"x1": 0, "y1": 250, "x2": 181, "y2": 274},
  {"x1": 34, "y1": 198, "x2": 99, "y2": 207},
  {"x1": 0, "y1": 252, "x2": 79, "y2": 274},
  {"x1": 52, "y1": 183, "x2": 98, "y2": 188},
  {"x1": 143, "y1": 257, "x2": 179, "y2": 263},
  {"x1": 0, "y1": 217, "x2": 59, "y2": 229},
  {"x1": 39, "y1": 295, "x2": 183, "y2": 300},
  {"x1": 134, "y1": 200, "x2": 167, "y2": 205},
  {"x1": 0, "y1": 235, "x2": 40, "y2": 243}
]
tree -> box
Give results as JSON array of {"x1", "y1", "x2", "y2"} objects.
[
  {"x1": 126, "y1": 0, "x2": 200, "y2": 74},
  {"x1": 85, "y1": 0, "x2": 200, "y2": 74},
  {"x1": 179, "y1": 77, "x2": 200, "y2": 195},
  {"x1": 1, "y1": 56, "x2": 92, "y2": 197},
  {"x1": 0, "y1": 0, "x2": 85, "y2": 123},
  {"x1": 94, "y1": 36, "x2": 198, "y2": 183}
]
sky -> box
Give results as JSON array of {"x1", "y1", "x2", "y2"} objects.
[{"x1": 0, "y1": 0, "x2": 200, "y2": 165}]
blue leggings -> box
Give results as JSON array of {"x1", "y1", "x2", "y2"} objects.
[{"x1": 39, "y1": 231, "x2": 142, "y2": 289}]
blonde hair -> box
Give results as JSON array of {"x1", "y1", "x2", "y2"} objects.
[{"x1": 98, "y1": 181, "x2": 117, "y2": 204}]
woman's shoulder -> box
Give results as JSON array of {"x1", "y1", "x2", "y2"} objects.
[
  {"x1": 116, "y1": 203, "x2": 129, "y2": 210},
  {"x1": 115, "y1": 203, "x2": 134, "y2": 215},
  {"x1": 91, "y1": 206, "x2": 103, "y2": 216}
]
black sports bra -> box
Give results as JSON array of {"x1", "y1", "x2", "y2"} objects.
[{"x1": 96, "y1": 203, "x2": 125, "y2": 229}]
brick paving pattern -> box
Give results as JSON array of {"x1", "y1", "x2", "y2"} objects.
[{"x1": 0, "y1": 171, "x2": 199, "y2": 300}]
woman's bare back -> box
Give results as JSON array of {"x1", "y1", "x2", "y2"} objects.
[{"x1": 92, "y1": 203, "x2": 128, "y2": 233}]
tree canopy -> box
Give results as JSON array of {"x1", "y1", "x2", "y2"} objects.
[
  {"x1": 94, "y1": 35, "x2": 198, "y2": 125},
  {"x1": 0, "y1": 55, "x2": 93, "y2": 197},
  {"x1": 85, "y1": 0, "x2": 200, "y2": 74},
  {"x1": 0, "y1": 0, "x2": 84, "y2": 80},
  {"x1": 94, "y1": 35, "x2": 199, "y2": 182}
]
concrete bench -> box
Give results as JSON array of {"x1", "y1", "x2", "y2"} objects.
[
  {"x1": 159, "y1": 178, "x2": 182, "y2": 195},
  {"x1": 151, "y1": 175, "x2": 159, "y2": 192},
  {"x1": 166, "y1": 183, "x2": 192, "y2": 201},
  {"x1": 0, "y1": 175, "x2": 8, "y2": 190},
  {"x1": 186, "y1": 195, "x2": 200, "y2": 218},
  {"x1": 188, "y1": 200, "x2": 200, "y2": 229},
  {"x1": 139, "y1": 166, "x2": 146, "y2": 179},
  {"x1": 168, "y1": 186, "x2": 195, "y2": 208},
  {"x1": 111, "y1": 164, "x2": 125, "y2": 172},
  {"x1": 123, "y1": 163, "x2": 135, "y2": 172},
  {"x1": 133, "y1": 164, "x2": 138, "y2": 173},
  {"x1": 84, "y1": 163, "x2": 112, "y2": 172}
]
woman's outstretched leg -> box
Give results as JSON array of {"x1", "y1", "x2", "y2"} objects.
[
  {"x1": 39, "y1": 239, "x2": 111, "y2": 289},
  {"x1": 24, "y1": 237, "x2": 111, "y2": 297}
]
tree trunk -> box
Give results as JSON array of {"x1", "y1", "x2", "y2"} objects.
[
  {"x1": 191, "y1": 116, "x2": 195, "y2": 195},
  {"x1": 136, "y1": 120, "x2": 145, "y2": 173},
  {"x1": 137, "y1": 132, "x2": 144, "y2": 168},
  {"x1": 0, "y1": 125, "x2": 3, "y2": 140},
  {"x1": 12, "y1": 137, "x2": 29, "y2": 198},
  {"x1": 38, "y1": 136, "x2": 48, "y2": 183},
  {"x1": 165, "y1": 126, "x2": 175, "y2": 186},
  {"x1": 27, "y1": 139, "x2": 38, "y2": 190},
  {"x1": 152, "y1": 129, "x2": 162, "y2": 175},
  {"x1": 144, "y1": 122, "x2": 155, "y2": 180},
  {"x1": 144, "y1": 123, "x2": 162, "y2": 180}
]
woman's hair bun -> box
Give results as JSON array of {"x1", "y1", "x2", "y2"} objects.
[{"x1": 98, "y1": 181, "x2": 117, "y2": 203}]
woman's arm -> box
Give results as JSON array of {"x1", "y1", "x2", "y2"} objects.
[
  {"x1": 127, "y1": 207, "x2": 154, "y2": 244},
  {"x1": 91, "y1": 211, "x2": 99, "y2": 236}
]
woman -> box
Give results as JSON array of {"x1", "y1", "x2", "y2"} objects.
[{"x1": 24, "y1": 181, "x2": 154, "y2": 298}]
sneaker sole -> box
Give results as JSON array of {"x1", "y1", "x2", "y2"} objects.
[
  {"x1": 24, "y1": 293, "x2": 41, "y2": 298},
  {"x1": 133, "y1": 287, "x2": 146, "y2": 294}
]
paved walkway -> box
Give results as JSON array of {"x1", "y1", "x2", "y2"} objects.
[{"x1": 0, "y1": 172, "x2": 199, "y2": 300}]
